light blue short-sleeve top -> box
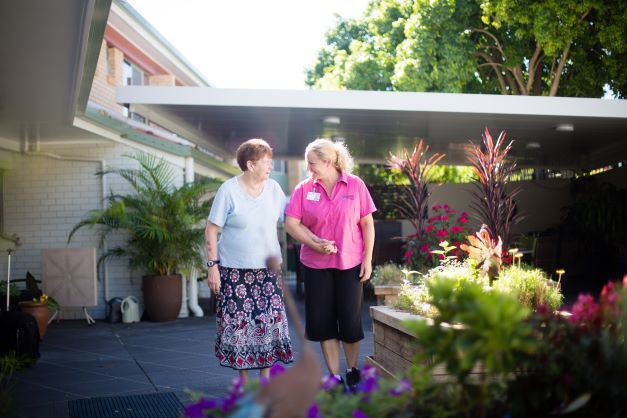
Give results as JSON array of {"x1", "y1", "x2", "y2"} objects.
[{"x1": 208, "y1": 176, "x2": 286, "y2": 269}]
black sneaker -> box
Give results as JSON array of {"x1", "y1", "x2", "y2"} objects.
[{"x1": 345, "y1": 367, "x2": 361, "y2": 392}]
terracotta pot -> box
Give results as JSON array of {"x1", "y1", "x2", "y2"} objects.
[
  {"x1": 142, "y1": 274, "x2": 182, "y2": 322},
  {"x1": 18, "y1": 301, "x2": 49, "y2": 339}
]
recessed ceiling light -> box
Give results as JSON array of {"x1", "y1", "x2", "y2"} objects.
[
  {"x1": 526, "y1": 142, "x2": 541, "y2": 149},
  {"x1": 323, "y1": 116, "x2": 341, "y2": 125},
  {"x1": 555, "y1": 123, "x2": 574, "y2": 132}
]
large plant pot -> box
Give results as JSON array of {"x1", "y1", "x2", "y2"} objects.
[
  {"x1": 142, "y1": 275, "x2": 182, "y2": 322},
  {"x1": 18, "y1": 301, "x2": 49, "y2": 339}
]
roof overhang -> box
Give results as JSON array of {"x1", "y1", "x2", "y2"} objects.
[
  {"x1": 0, "y1": 0, "x2": 112, "y2": 147},
  {"x1": 117, "y1": 86, "x2": 627, "y2": 169}
]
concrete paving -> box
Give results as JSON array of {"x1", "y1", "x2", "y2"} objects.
[{"x1": 8, "y1": 281, "x2": 375, "y2": 418}]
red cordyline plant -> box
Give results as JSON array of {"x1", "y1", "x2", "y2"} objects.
[
  {"x1": 466, "y1": 128, "x2": 522, "y2": 248},
  {"x1": 387, "y1": 139, "x2": 445, "y2": 238}
]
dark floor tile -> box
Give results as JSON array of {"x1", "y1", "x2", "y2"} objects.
[{"x1": 55, "y1": 377, "x2": 154, "y2": 398}]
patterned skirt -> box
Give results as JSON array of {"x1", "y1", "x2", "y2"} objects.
[{"x1": 215, "y1": 266, "x2": 294, "y2": 370}]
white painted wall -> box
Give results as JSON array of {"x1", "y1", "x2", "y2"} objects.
[{"x1": 1, "y1": 142, "x2": 186, "y2": 319}]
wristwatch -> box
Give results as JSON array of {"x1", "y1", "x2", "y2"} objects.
[{"x1": 206, "y1": 259, "x2": 220, "y2": 267}]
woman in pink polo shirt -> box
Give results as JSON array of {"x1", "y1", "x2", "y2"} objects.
[{"x1": 285, "y1": 138, "x2": 376, "y2": 392}]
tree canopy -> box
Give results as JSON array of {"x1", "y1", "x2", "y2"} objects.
[{"x1": 306, "y1": 0, "x2": 626, "y2": 97}]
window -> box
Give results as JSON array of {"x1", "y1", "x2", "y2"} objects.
[{"x1": 123, "y1": 60, "x2": 145, "y2": 86}]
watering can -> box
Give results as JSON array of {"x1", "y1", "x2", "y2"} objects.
[{"x1": 120, "y1": 296, "x2": 140, "y2": 323}]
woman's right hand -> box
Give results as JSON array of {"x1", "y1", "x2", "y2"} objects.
[
  {"x1": 312, "y1": 236, "x2": 337, "y2": 254},
  {"x1": 208, "y1": 266, "x2": 221, "y2": 294}
]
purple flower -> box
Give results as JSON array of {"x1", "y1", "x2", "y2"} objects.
[
  {"x1": 357, "y1": 365, "x2": 378, "y2": 393},
  {"x1": 352, "y1": 410, "x2": 369, "y2": 418},
  {"x1": 307, "y1": 403, "x2": 322, "y2": 418},
  {"x1": 270, "y1": 362, "x2": 285, "y2": 377},
  {"x1": 184, "y1": 398, "x2": 221, "y2": 418},
  {"x1": 321, "y1": 374, "x2": 342, "y2": 391},
  {"x1": 389, "y1": 378, "x2": 412, "y2": 396}
]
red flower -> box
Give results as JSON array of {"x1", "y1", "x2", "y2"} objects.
[
  {"x1": 419, "y1": 243, "x2": 429, "y2": 253},
  {"x1": 451, "y1": 225, "x2": 463, "y2": 234},
  {"x1": 425, "y1": 225, "x2": 434, "y2": 232},
  {"x1": 569, "y1": 294, "x2": 599, "y2": 325},
  {"x1": 459, "y1": 217, "x2": 468, "y2": 224},
  {"x1": 436, "y1": 229, "x2": 448, "y2": 237},
  {"x1": 440, "y1": 215, "x2": 449, "y2": 221}
]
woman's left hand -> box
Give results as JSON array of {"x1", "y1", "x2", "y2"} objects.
[{"x1": 359, "y1": 261, "x2": 372, "y2": 282}]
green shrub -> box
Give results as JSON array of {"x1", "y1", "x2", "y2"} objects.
[
  {"x1": 494, "y1": 265, "x2": 564, "y2": 312},
  {"x1": 371, "y1": 263, "x2": 405, "y2": 286}
]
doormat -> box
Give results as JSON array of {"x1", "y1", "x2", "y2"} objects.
[{"x1": 68, "y1": 392, "x2": 183, "y2": 418}]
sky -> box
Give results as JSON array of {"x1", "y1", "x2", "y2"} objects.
[{"x1": 128, "y1": 0, "x2": 371, "y2": 90}]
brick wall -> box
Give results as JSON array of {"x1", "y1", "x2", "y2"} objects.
[
  {"x1": 89, "y1": 40, "x2": 125, "y2": 114},
  {"x1": 1, "y1": 144, "x2": 186, "y2": 319},
  {"x1": 149, "y1": 74, "x2": 175, "y2": 86}
]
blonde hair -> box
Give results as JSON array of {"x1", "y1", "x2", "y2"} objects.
[{"x1": 305, "y1": 138, "x2": 354, "y2": 174}]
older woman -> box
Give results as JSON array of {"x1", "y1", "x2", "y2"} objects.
[
  {"x1": 285, "y1": 138, "x2": 376, "y2": 391},
  {"x1": 205, "y1": 138, "x2": 293, "y2": 382}
]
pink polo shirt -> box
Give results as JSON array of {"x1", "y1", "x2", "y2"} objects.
[{"x1": 285, "y1": 171, "x2": 376, "y2": 270}]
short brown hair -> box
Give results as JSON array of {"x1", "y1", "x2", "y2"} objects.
[{"x1": 235, "y1": 138, "x2": 273, "y2": 171}]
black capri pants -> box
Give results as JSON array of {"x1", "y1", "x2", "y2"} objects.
[{"x1": 303, "y1": 264, "x2": 364, "y2": 343}]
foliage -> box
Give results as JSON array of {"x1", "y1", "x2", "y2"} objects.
[
  {"x1": 387, "y1": 139, "x2": 445, "y2": 237},
  {"x1": 0, "y1": 281, "x2": 20, "y2": 298},
  {"x1": 397, "y1": 238, "x2": 563, "y2": 316},
  {"x1": 306, "y1": 0, "x2": 627, "y2": 97},
  {"x1": 494, "y1": 265, "x2": 564, "y2": 312},
  {"x1": 0, "y1": 272, "x2": 59, "y2": 312},
  {"x1": 68, "y1": 153, "x2": 221, "y2": 276},
  {"x1": 466, "y1": 128, "x2": 521, "y2": 248},
  {"x1": 0, "y1": 352, "x2": 26, "y2": 418},
  {"x1": 395, "y1": 258, "x2": 480, "y2": 317},
  {"x1": 183, "y1": 278, "x2": 622, "y2": 418},
  {"x1": 405, "y1": 278, "x2": 537, "y2": 415},
  {"x1": 355, "y1": 163, "x2": 475, "y2": 185},
  {"x1": 508, "y1": 278, "x2": 627, "y2": 417},
  {"x1": 460, "y1": 224, "x2": 503, "y2": 284},
  {"x1": 403, "y1": 204, "x2": 472, "y2": 272},
  {"x1": 371, "y1": 263, "x2": 406, "y2": 286}
]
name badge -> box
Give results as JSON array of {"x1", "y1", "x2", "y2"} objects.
[{"x1": 306, "y1": 191, "x2": 321, "y2": 201}]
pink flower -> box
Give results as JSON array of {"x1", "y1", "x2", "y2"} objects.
[
  {"x1": 419, "y1": 243, "x2": 429, "y2": 253},
  {"x1": 440, "y1": 215, "x2": 449, "y2": 221},
  {"x1": 443, "y1": 204, "x2": 449, "y2": 209},
  {"x1": 461, "y1": 211, "x2": 468, "y2": 217},
  {"x1": 436, "y1": 229, "x2": 448, "y2": 237},
  {"x1": 425, "y1": 225, "x2": 434, "y2": 232},
  {"x1": 404, "y1": 250, "x2": 414, "y2": 264},
  {"x1": 451, "y1": 225, "x2": 463, "y2": 234},
  {"x1": 569, "y1": 293, "x2": 599, "y2": 325},
  {"x1": 459, "y1": 217, "x2": 468, "y2": 224}
]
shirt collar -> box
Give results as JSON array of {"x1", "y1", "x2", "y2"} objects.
[{"x1": 313, "y1": 171, "x2": 348, "y2": 187}]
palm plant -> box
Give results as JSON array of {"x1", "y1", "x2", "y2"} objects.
[
  {"x1": 387, "y1": 139, "x2": 445, "y2": 237},
  {"x1": 466, "y1": 128, "x2": 522, "y2": 248},
  {"x1": 68, "y1": 153, "x2": 221, "y2": 276}
]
